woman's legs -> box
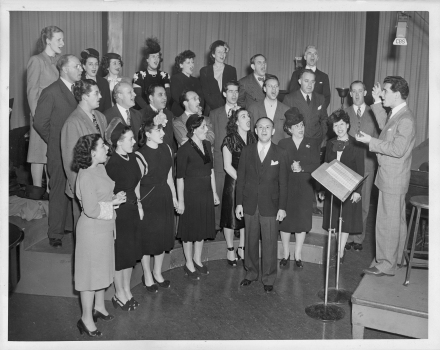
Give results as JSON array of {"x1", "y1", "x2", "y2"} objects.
[
  {"x1": 238, "y1": 228, "x2": 245, "y2": 259},
  {"x1": 30, "y1": 163, "x2": 44, "y2": 187},
  {"x1": 182, "y1": 241, "x2": 196, "y2": 271},
  {"x1": 294, "y1": 232, "x2": 306, "y2": 260},
  {"x1": 224, "y1": 228, "x2": 237, "y2": 260},
  {"x1": 280, "y1": 231, "x2": 291, "y2": 259},
  {"x1": 80, "y1": 290, "x2": 97, "y2": 331},
  {"x1": 193, "y1": 240, "x2": 204, "y2": 266},
  {"x1": 339, "y1": 232, "x2": 349, "y2": 258},
  {"x1": 141, "y1": 255, "x2": 154, "y2": 286},
  {"x1": 122, "y1": 267, "x2": 134, "y2": 300},
  {"x1": 152, "y1": 253, "x2": 165, "y2": 282},
  {"x1": 114, "y1": 270, "x2": 129, "y2": 304}
]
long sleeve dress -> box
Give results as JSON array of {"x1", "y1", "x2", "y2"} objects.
[{"x1": 74, "y1": 164, "x2": 116, "y2": 291}]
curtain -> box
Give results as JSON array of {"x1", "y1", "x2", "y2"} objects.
[
  {"x1": 9, "y1": 11, "x2": 102, "y2": 129},
  {"x1": 122, "y1": 12, "x2": 366, "y2": 114},
  {"x1": 375, "y1": 12, "x2": 429, "y2": 146}
]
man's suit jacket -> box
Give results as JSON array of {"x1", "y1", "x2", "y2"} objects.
[
  {"x1": 173, "y1": 112, "x2": 215, "y2": 147},
  {"x1": 345, "y1": 105, "x2": 379, "y2": 172},
  {"x1": 210, "y1": 105, "x2": 229, "y2": 174},
  {"x1": 283, "y1": 90, "x2": 328, "y2": 141},
  {"x1": 33, "y1": 79, "x2": 78, "y2": 162},
  {"x1": 370, "y1": 103, "x2": 416, "y2": 195},
  {"x1": 140, "y1": 105, "x2": 176, "y2": 152},
  {"x1": 61, "y1": 105, "x2": 107, "y2": 198},
  {"x1": 236, "y1": 142, "x2": 288, "y2": 217},
  {"x1": 288, "y1": 68, "x2": 331, "y2": 111},
  {"x1": 247, "y1": 100, "x2": 290, "y2": 145},
  {"x1": 237, "y1": 73, "x2": 266, "y2": 110},
  {"x1": 103, "y1": 105, "x2": 144, "y2": 150},
  {"x1": 200, "y1": 64, "x2": 237, "y2": 113}
]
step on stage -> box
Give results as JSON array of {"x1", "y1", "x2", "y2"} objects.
[{"x1": 351, "y1": 266, "x2": 428, "y2": 339}]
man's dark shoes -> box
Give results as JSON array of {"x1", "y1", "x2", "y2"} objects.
[
  {"x1": 240, "y1": 279, "x2": 254, "y2": 286},
  {"x1": 363, "y1": 266, "x2": 393, "y2": 277},
  {"x1": 279, "y1": 255, "x2": 290, "y2": 267},
  {"x1": 353, "y1": 243, "x2": 363, "y2": 251},
  {"x1": 49, "y1": 238, "x2": 62, "y2": 248},
  {"x1": 264, "y1": 285, "x2": 273, "y2": 293}
]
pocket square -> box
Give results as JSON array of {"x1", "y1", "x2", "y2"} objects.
[
  {"x1": 271, "y1": 160, "x2": 279, "y2": 165},
  {"x1": 319, "y1": 81, "x2": 323, "y2": 84},
  {"x1": 318, "y1": 105, "x2": 322, "y2": 110}
]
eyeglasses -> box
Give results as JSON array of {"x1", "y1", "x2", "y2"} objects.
[{"x1": 68, "y1": 64, "x2": 82, "y2": 70}]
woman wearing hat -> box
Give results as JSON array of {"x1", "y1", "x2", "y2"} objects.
[
  {"x1": 73, "y1": 134, "x2": 126, "y2": 337},
  {"x1": 80, "y1": 48, "x2": 112, "y2": 112},
  {"x1": 170, "y1": 50, "x2": 205, "y2": 117},
  {"x1": 200, "y1": 40, "x2": 237, "y2": 115},
  {"x1": 176, "y1": 115, "x2": 219, "y2": 279},
  {"x1": 132, "y1": 37, "x2": 171, "y2": 110},
  {"x1": 319, "y1": 109, "x2": 364, "y2": 263},
  {"x1": 105, "y1": 120, "x2": 143, "y2": 309},
  {"x1": 100, "y1": 53, "x2": 130, "y2": 99},
  {"x1": 27, "y1": 25, "x2": 64, "y2": 191},
  {"x1": 135, "y1": 114, "x2": 178, "y2": 292},
  {"x1": 278, "y1": 107, "x2": 321, "y2": 268}
]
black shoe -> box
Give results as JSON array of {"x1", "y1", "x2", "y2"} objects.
[
  {"x1": 353, "y1": 243, "x2": 363, "y2": 251},
  {"x1": 128, "y1": 297, "x2": 140, "y2": 307},
  {"x1": 295, "y1": 259, "x2": 303, "y2": 268},
  {"x1": 227, "y1": 247, "x2": 237, "y2": 266},
  {"x1": 152, "y1": 275, "x2": 171, "y2": 288},
  {"x1": 77, "y1": 318, "x2": 102, "y2": 337},
  {"x1": 340, "y1": 255, "x2": 345, "y2": 264},
  {"x1": 92, "y1": 309, "x2": 115, "y2": 322},
  {"x1": 112, "y1": 295, "x2": 136, "y2": 311},
  {"x1": 312, "y1": 207, "x2": 323, "y2": 215},
  {"x1": 240, "y1": 279, "x2": 254, "y2": 286},
  {"x1": 345, "y1": 242, "x2": 353, "y2": 251},
  {"x1": 183, "y1": 265, "x2": 200, "y2": 280},
  {"x1": 141, "y1": 275, "x2": 159, "y2": 293},
  {"x1": 193, "y1": 260, "x2": 209, "y2": 275},
  {"x1": 236, "y1": 247, "x2": 245, "y2": 261},
  {"x1": 279, "y1": 255, "x2": 290, "y2": 267},
  {"x1": 264, "y1": 285, "x2": 273, "y2": 293},
  {"x1": 49, "y1": 238, "x2": 62, "y2": 247}
]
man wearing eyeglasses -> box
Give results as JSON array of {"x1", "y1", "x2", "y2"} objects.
[
  {"x1": 247, "y1": 75, "x2": 289, "y2": 145},
  {"x1": 34, "y1": 54, "x2": 83, "y2": 248},
  {"x1": 237, "y1": 54, "x2": 268, "y2": 110}
]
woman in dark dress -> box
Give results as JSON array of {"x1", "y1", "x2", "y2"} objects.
[
  {"x1": 220, "y1": 108, "x2": 256, "y2": 265},
  {"x1": 105, "y1": 120, "x2": 142, "y2": 310},
  {"x1": 319, "y1": 109, "x2": 364, "y2": 262},
  {"x1": 132, "y1": 37, "x2": 171, "y2": 110},
  {"x1": 170, "y1": 50, "x2": 204, "y2": 117},
  {"x1": 199, "y1": 40, "x2": 237, "y2": 115},
  {"x1": 176, "y1": 115, "x2": 220, "y2": 279},
  {"x1": 136, "y1": 114, "x2": 178, "y2": 292},
  {"x1": 278, "y1": 107, "x2": 321, "y2": 268}
]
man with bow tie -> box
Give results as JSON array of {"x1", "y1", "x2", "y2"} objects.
[
  {"x1": 356, "y1": 76, "x2": 415, "y2": 277},
  {"x1": 237, "y1": 54, "x2": 268, "y2": 110},
  {"x1": 236, "y1": 117, "x2": 288, "y2": 293},
  {"x1": 288, "y1": 45, "x2": 331, "y2": 111}
]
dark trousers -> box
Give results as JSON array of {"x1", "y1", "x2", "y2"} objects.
[
  {"x1": 47, "y1": 158, "x2": 69, "y2": 240},
  {"x1": 244, "y1": 206, "x2": 278, "y2": 286}
]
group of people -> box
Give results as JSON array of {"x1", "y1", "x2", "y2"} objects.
[{"x1": 26, "y1": 25, "x2": 416, "y2": 337}]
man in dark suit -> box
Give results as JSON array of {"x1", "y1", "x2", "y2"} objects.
[
  {"x1": 344, "y1": 80, "x2": 379, "y2": 252},
  {"x1": 34, "y1": 54, "x2": 82, "y2": 247},
  {"x1": 247, "y1": 75, "x2": 290, "y2": 144},
  {"x1": 236, "y1": 117, "x2": 288, "y2": 292},
  {"x1": 104, "y1": 82, "x2": 144, "y2": 151},
  {"x1": 288, "y1": 45, "x2": 331, "y2": 111},
  {"x1": 140, "y1": 84, "x2": 176, "y2": 152},
  {"x1": 283, "y1": 69, "x2": 328, "y2": 144},
  {"x1": 237, "y1": 54, "x2": 267, "y2": 110},
  {"x1": 210, "y1": 80, "x2": 240, "y2": 229},
  {"x1": 356, "y1": 76, "x2": 415, "y2": 277}
]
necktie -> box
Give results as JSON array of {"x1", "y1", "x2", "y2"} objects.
[
  {"x1": 126, "y1": 109, "x2": 131, "y2": 126},
  {"x1": 306, "y1": 95, "x2": 311, "y2": 106},
  {"x1": 92, "y1": 113, "x2": 101, "y2": 134},
  {"x1": 71, "y1": 84, "x2": 75, "y2": 94},
  {"x1": 386, "y1": 110, "x2": 392, "y2": 124},
  {"x1": 357, "y1": 107, "x2": 362, "y2": 133},
  {"x1": 259, "y1": 145, "x2": 266, "y2": 163}
]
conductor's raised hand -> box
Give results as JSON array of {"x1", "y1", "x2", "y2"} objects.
[{"x1": 372, "y1": 82, "x2": 382, "y2": 103}]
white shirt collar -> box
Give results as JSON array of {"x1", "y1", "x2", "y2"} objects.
[
  {"x1": 150, "y1": 104, "x2": 159, "y2": 113},
  {"x1": 254, "y1": 73, "x2": 265, "y2": 86},
  {"x1": 60, "y1": 77, "x2": 74, "y2": 92},
  {"x1": 305, "y1": 65, "x2": 317, "y2": 72},
  {"x1": 353, "y1": 103, "x2": 366, "y2": 116},
  {"x1": 116, "y1": 103, "x2": 130, "y2": 123},
  {"x1": 390, "y1": 102, "x2": 407, "y2": 119},
  {"x1": 257, "y1": 141, "x2": 271, "y2": 153},
  {"x1": 225, "y1": 104, "x2": 237, "y2": 116},
  {"x1": 300, "y1": 89, "x2": 311, "y2": 101}
]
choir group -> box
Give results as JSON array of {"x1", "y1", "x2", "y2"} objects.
[{"x1": 26, "y1": 25, "x2": 416, "y2": 337}]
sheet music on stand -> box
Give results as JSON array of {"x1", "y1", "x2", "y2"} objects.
[{"x1": 312, "y1": 159, "x2": 367, "y2": 202}]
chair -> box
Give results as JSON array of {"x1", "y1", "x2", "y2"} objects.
[{"x1": 401, "y1": 195, "x2": 429, "y2": 286}]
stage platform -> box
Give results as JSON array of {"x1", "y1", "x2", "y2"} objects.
[{"x1": 351, "y1": 266, "x2": 428, "y2": 339}]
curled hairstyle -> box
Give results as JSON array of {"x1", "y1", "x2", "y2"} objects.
[
  {"x1": 143, "y1": 37, "x2": 162, "y2": 61},
  {"x1": 226, "y1": 108, "x2": 247, "y2": 135},
  {"x1": 112, "y1": 125, "x2": 132, "y2": 149},
  {"x1": 73, "y1": 79, "x2": 97, "y2": 102},
  {"x1": 37, "y1": 26, "x2": 63, "y2": 53},
  {"x1": 56, "y1": 54, "x2": 75, "y2": 73},
  {"x1": 383, "y1": 76, "x2": 409, "y2": 100},
  {"x1": 328, "y1": 109, "x2": 350, "y2": 128},
  {"x1": 72, "y1": 134, "x2": 102, "y2": 172},
  {"x1": 174, "y1": 50, "x2": 195, "y2": 73},
  {"x1": 80, "y1": 52, "x2": 99, "y2": 66},
  {"x1": 138, "y1": 116, "x2": 163, "y2": 148},
  {"x1": 100, "y1": 54, "x2": 124, "y2": 76},
  {"x1": 208, "y1": 40, "x2": 229, "y2": 65},
  {"x1": 283, "y1": 115, "x2": 305, "y2": 136},
  {"x1": 186, "y1": 115, "x2": 204, "y2": 138}
]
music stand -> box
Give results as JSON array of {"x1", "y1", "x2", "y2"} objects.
[{"x1": 305, "y1": 159, "x2": 366, "y2": 321}]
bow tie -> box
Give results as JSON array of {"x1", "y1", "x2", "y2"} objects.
[
  {"x1": 257, "y1": 77, "x2": 264, "y2": 82},
  {"x1": 332, "y1": 139, "x2": 349, "y2": 152}
]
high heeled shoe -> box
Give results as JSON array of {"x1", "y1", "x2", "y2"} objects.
[
  {"x1": 193, "y1": 259, "x2": 209, "y2": 274},
  {"x1": 77, "y1": 318, "x2": 102, "y2": 337},
  {"x1": 236, "y1": 247, "x2": 245, "y2": 261},
  {"x1": 295, "y1": 259, "x2": 304, "y2": 268},
  {"x1": 227, "y1": 247, "x2": 237, "y2": 266},
  {"x1": 92, "y1": 309, "x2": 115, "y2": 322},
  {"x1": 128, "y1": 297, "x2": 140, "y2": 307},
  {"x1": 152, "y1": 275, "x2": 171, "y2": 288},
  {"x1": 141, "y1": 275, "x2": 159, "y2": 293},
  {"x1": 112, "y1": 295, "x2": 136, "y2": 311},
  {"x1": 280, "y1": 254, "x2": 290, "y2": 267},
  {"x1": 183, "y1": 265, "x2": 200, "y2": 280}
]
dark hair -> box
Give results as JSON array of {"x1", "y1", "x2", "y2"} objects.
[
  {"x1": 250, "y1": 54, "x2": 266, "y2": 65},
  {"x1": 147, "y1": 84, "x2": 165, "y2": 101},
  {"x1": 283, "y1": 115, "x2": 304, "y2": 136},
  {"x1": 174, "y1": 50, "x2": 195, "y2": 73},
  {"x1": 328, "y1": 109, "x2": 350, "y2": 127},
  {"x1": 80, "y1": 52, "x2": 99, "y2": 66},
  {"x1": 226, "y1": 108, "x2": 247, "y2": 135},
  {"x1": 138, "y1": 117, "x2": 163, "y2": 148},
  {"x1": 73, "y1": 79, "x2": 97, "y2": 102},
  {"x1": 72, "y1": 134, "x2": 102, "y2": 171},
  {"x1": 254, "y1": 116, "x2": 274, "y2": 128},
  {"x1": 100, "y1": 53, "x2": 124, "y2": 76},
  {"x1": 298, "y1": 68, "x2": 316, "y2": 79},
  {"x1": 37, "y1": 26, "x2": 63, "y2": 53},
  {"x1": 143, "y1": 37, "x2": 162, "y2": 59},
  {"x1": 263, "y1": 75, "x2": 279, "y2": 88},
  {"x1": 186, "y1": 115, "x2": 204, "y2": 138},
  {"x1": 179, "y1": 89, "x2": 192, "y2": 110},
  {"x1": 350, "y1": 80, "x2": 366, "y2": 91},
  {"x1": 223, "y1": 80, "x2": 240, "y2": 93},
  {"x1": 208, "y1": 40, "x2": 229, "y2": 65},
  {"x1": 113, "y1": 125, "x2": 132, "y2": 149},
  {"x1": 56, "y1": 54, "x2": 75, "y2": 72},
  {"x1": 383, "y1": 76, "x2": 409, "y2": 100}
]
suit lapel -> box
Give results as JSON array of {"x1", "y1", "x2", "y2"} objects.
[
  {"x1": 294, "y1": 90, "x2": 309, "y2": 112},
  {"x1": 311, "y1": 92, "x2": 321, "y2": 111},
  {"x1": 58, "y1": 79, "x2": 78, "y2": 108},
  {"x1": 260, "y1": 142, "x2": 275, "y2": 176},
  {"x1": 252, "y1": 144, "x2": 261, "y2": 176},
  {"x1": 385, "y1": 106, "x2": 408, "y2": 129}
]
